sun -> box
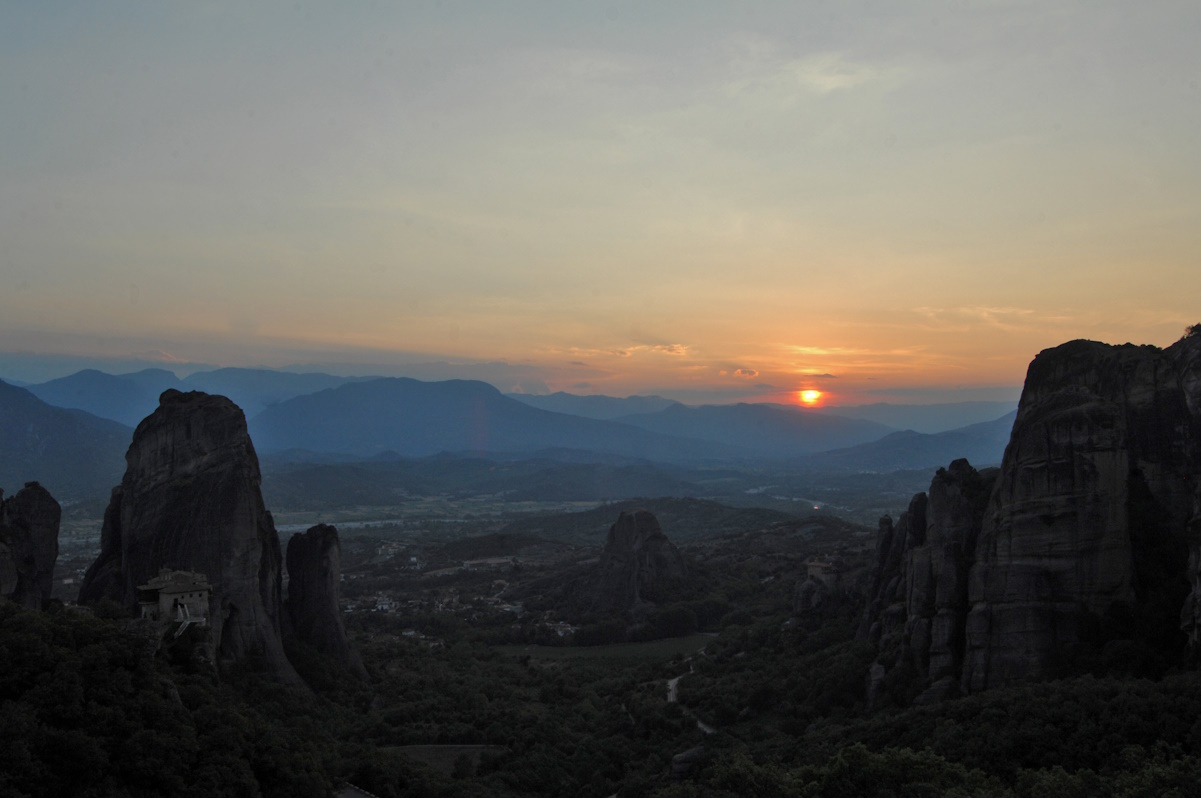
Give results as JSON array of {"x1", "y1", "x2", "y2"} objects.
[{"x1": 799, "y1": 389, "x2": 822, "y2": 405}]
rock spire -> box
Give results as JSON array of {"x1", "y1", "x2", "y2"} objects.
[
  {"x1": 592, "y1": 509, "x2": 688, "y2": 615},
  {"x1": 78, "y1": 389, "x2": 297, "y2": 681},
  {"x1": 285, "y1": 524, "x2": 365, "y2": 677},
  {"x1": 0, "y1": 482, "x2": 61, "y2": 609},
  {"x1": 861, "y1": 331, "x2": 1201, "y2": 699}
]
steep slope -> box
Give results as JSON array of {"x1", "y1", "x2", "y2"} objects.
[
  {"x1": 250, "y1": 377, "x2": 745, "y2": 462},
  {"x1": 78, "y1": 390, "x2": 298, "y2": 681},
  {"x1": 967, "y1": 336, "x2": 1201, "y2": 690},
  {"x1": 0, "y1": 379, "x2": 131, "y2": 500},
  {"x1": 860, "y1": 332, "x2": 1201, "y2": 699},
  {"x1": 615, "y1": 403, "x2": 893, "y2": 458}
]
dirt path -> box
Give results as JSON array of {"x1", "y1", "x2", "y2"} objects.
[{"x1": 666, "y1": 663, "x2": 715, "y2": 735}]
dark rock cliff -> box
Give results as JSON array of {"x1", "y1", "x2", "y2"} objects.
[
  {"x1": 859, "y1": 462, "x2": 996, "y2": 704},
  {"x1": 77, "y1": 390, "x2": 297, "y2": 682},
  {"x1": 593, "y1": 509, "x2": 688, "y2": 615},
  {"x1": 285, "y1": 524, "x2": 365, "y2": 677},
  {"x1": 0, "y1": 482, "x2": 61, "y2": 609},
  {"x1": 861, "y1": 331, "x2": 1201, "y2": 700}
]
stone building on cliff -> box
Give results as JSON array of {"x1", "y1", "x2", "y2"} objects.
[{"x1": 137, "y1": 568, "x2": 211, "y2": 625}]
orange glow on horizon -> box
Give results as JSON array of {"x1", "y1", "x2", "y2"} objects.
[{"x1": 799, "y1": 389, "x2": 822, "y2": 405}]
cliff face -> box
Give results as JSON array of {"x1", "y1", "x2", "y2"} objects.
[
  {"x1": 0, "y1": 482, "x2": 61, "y2": 609},
  {"x1": 861, "y1": 332, "x2": 1201, "y2": 699},
  {"x1": 78, "y1": 390, "x2": 297, "y2": 682},
  {"x1": 593, "y1": 510, "x2": 688, "y2": 615},
  {"x1": 285, "y1": 524, "x2": 365, "y2": 677}
]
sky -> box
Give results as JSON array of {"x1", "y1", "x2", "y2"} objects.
[{"x1": 1, "y1": 1, "x2": 1198, "y2": 405}]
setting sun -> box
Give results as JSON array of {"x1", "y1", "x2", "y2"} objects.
[{"x1": 799, "y1": 389, "x2": 822, "y2": 405}]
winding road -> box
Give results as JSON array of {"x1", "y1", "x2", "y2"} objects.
[{"x1": 666, "y1": 663, "x2": 716, "y2": 735}]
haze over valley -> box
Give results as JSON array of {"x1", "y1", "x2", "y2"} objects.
[{"x1": 2, "y1": 2, "x2": 1200, "y2": 796}]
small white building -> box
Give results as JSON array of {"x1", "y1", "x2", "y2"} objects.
[{"x1": 137, "y1": 568, "x2": 211, "y2": 624}]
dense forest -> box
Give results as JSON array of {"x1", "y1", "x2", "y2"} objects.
[{"x1": 7, "y1": 573, "x2": 1201, "y2": 797}]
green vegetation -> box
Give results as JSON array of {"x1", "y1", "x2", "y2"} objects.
[
  {"x1": 495, "y1": 633, "x2": 713, "y2": 661},
  {"x1": 0, "y1": 603, "x2": 334, "y2": 798},
  {"x1": 21, "y1": 489, "x2": 1201, "y2": 796}
]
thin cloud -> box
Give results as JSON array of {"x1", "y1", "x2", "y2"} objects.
[
  {"x1": 132, "y1": 349, "x2": 189, "y2": 364},
  {"x1": 913, "y1": 306, "x2": 1040, "y2": 333},
  {"x1": 790, "y1": 53, "x2": 893, "y2": 95},
  {"x1": 611, "y1": 343, "x2": 691, "y2": 358}
]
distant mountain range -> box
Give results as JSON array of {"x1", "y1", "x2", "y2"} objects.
[
  {"x1": 809, "y1": 400, "x2": 1017, "y2": 433},
  {"x1": 0, "y1": 380, "x2": 131, "y2": 500},
  {"x1": 25, "y1": 367, "x2": 364, "y2": 426},
  {"x1": 507, "y1": 392, "x2": 679, "y2": 420},
  {"x1": 800, "y1": 410, "x2": 1017, "y2": 472},
  {"x1": 28, "y1": 368, "x2": 182, "y2": 427},
  {"x1": 14, "y1": 366, "x2": 1019, "y2": 479},
  {"x1": 249, "y1": 378, "x2": 747, "y2": 462}
]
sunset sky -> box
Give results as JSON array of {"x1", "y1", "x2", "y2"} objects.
[{"x1": 2, "y1": 2, "x2": 1198, "y2": 404}]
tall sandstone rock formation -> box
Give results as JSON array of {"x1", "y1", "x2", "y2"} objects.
[
  {"x1": 285, "y1": 524, "x2": 365, "y2": 677},
  {"x1": 78, "y1": 390, "x2": 297, "y2": 682},
  {"x1": 593, "y1": 509, "x2": 688, "y2": 615},
  {"x1": 0, "y1": 482, "x2": 61, "y2": 609},
  {"x1": 861, "y1": 332, "x2": 1201, "y2": 700}
]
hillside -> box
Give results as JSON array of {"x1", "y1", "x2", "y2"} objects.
[
  {"x1": 26, "y1": 368, "x2": 180, "y2": 427},
  {"x1": 0, "y1": 379, "x2": 131, "y2": 500},
  {"x1": 802, "y1": 410, "x2": 1017, "y2": 472},
  {"x1": 249, "y1": 377, "x2": 747, "y2": 462}
]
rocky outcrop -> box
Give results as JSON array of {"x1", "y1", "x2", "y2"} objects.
[
  {"x1": 860, "y1": 330, "x2": 1201, "y2": 699},
  {"x1": 966, "y1": 335, "x2": 1201, "y2": 691},
  {"x1": 858, "y1": 462, "x2": 995, "y2": 702},
  {"x1": 285, "y1": 524, "x2": 365, "y2": 677},
  {"x1": 0, "y1": 482, "x2": 61, "y2": 609},
  {"x1": 78, "y1": 390, "x2": 297, "y2": 682},
  {"x1": 593, "y1": 510, "x2": 688, "y2": 615},
  {"x1": 794, "y1": 559, "x2": 847, "y2": 616},
  {"x1": 793, "y1": 577, "x2": 829, "y2": 615}
]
